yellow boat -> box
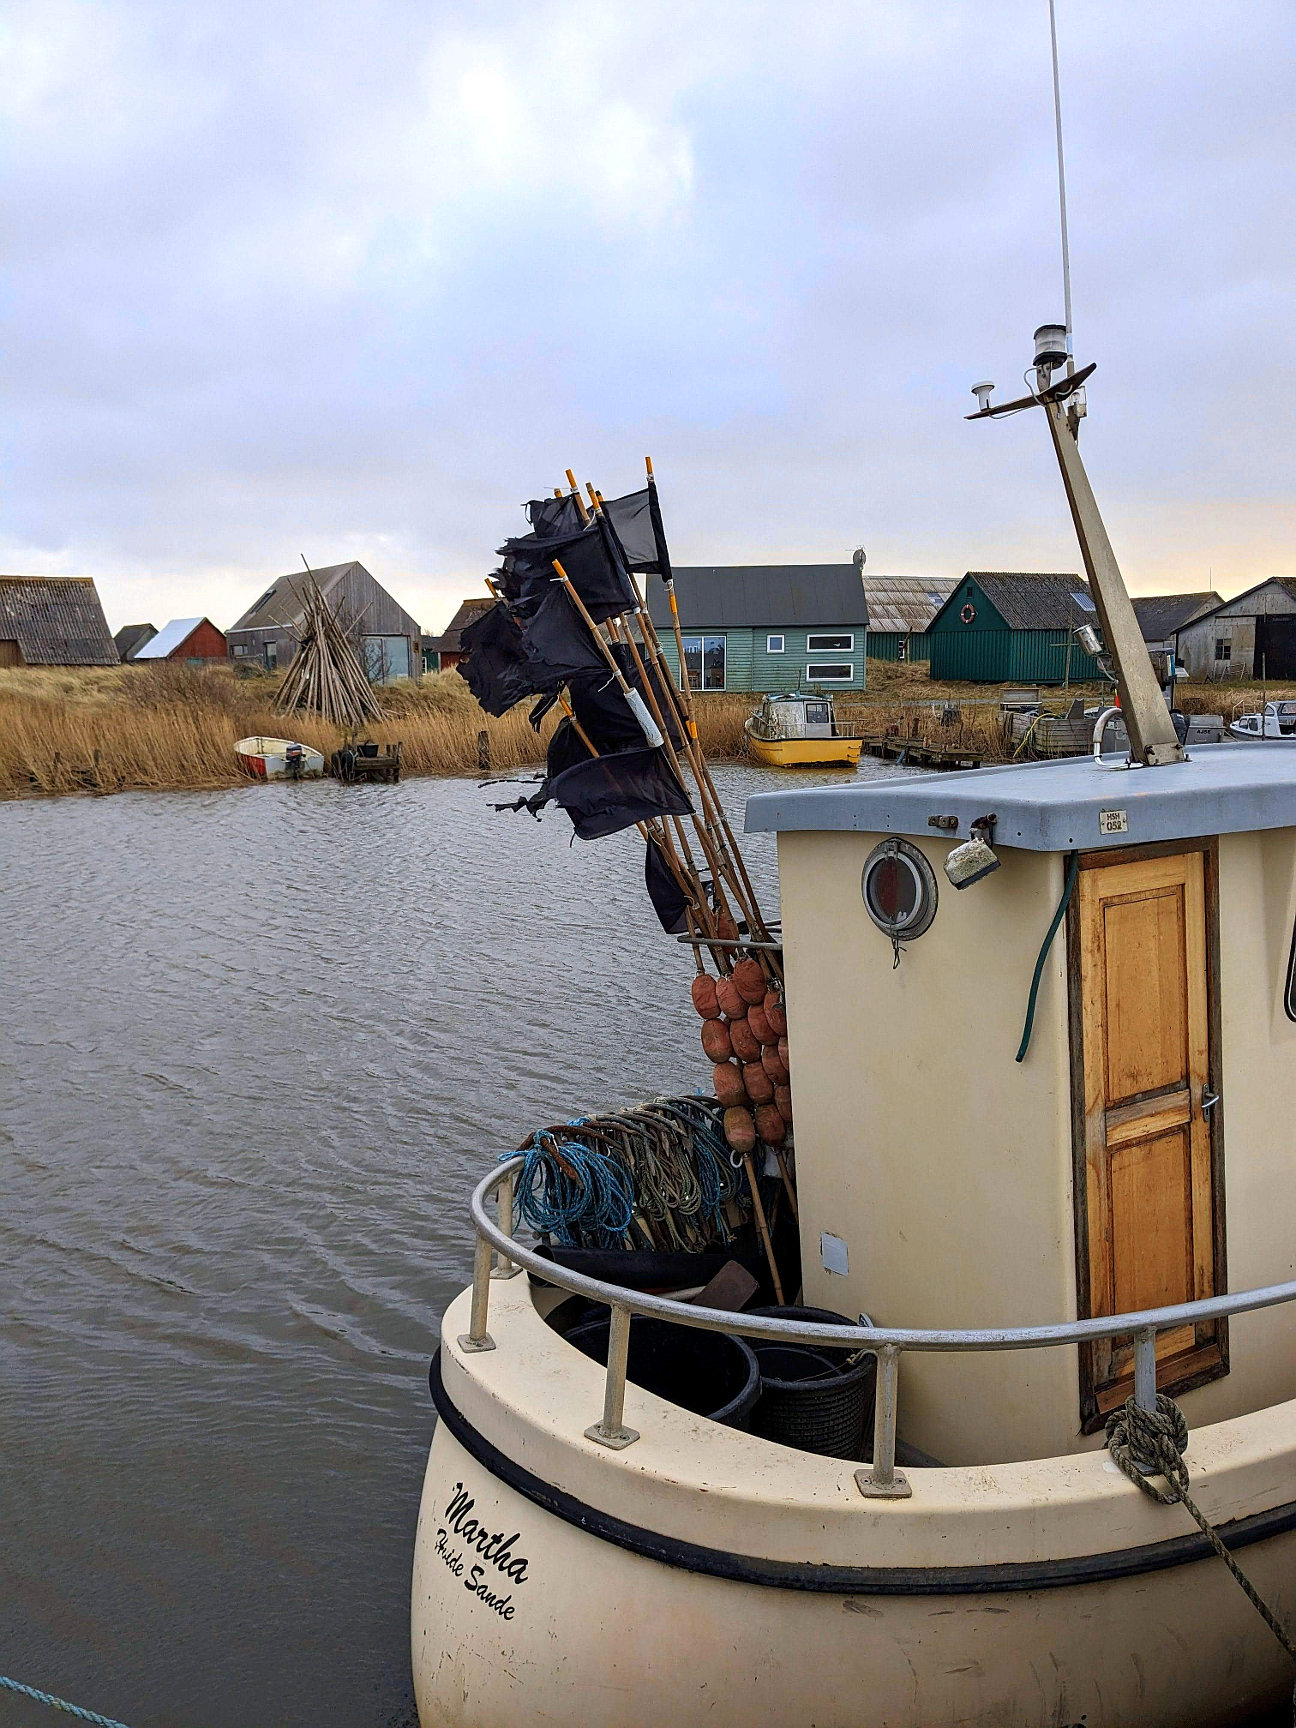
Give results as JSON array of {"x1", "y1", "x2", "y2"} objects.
[{"x1": 743, "y1": 693, "x2": 862, "y2": 768}]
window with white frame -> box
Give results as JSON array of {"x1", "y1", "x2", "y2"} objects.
[
  {"x1": 806, "y1": 662, "x2": 854, "y2": 682},
  {"x1": 806, "y1": 632, "x2": 854, "y2": 652},
  {"x1": 681, "y1": 635, "x2": 726, "y2": 691},
  {"x1": 766, "y1": 634, "x2": 785, "y2": 653}
]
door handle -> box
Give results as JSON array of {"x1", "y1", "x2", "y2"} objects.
[{"x1": 1200, "y1": 1090, "x2": 1221, "y2": 1117}]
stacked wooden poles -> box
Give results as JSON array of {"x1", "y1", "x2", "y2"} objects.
[{"x1": 275, "y1": 572, "x2": 383, "y2": 729}]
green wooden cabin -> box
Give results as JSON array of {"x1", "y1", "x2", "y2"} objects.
[
  {"x1": 647, "y1": 564, "x2": 869, "y2": 694},
  {"x1": 927, "y1": 571, "x2": 1103, "y2": 684}
]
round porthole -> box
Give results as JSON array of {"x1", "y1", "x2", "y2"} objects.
[{"x1": 861, "y1": 839, "x2": 939, "y2": 941}]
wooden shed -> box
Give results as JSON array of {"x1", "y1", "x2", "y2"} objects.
[
  {"x1": 113, "y1": 622, "x2": 157, "y2": 662},
  {"x1": 133, "y1": 617, "x2": 227, "y2": 664},
  {"x1": 927, "y1": 571, "x2": 1103, "y2": 684},
  {"x1": 226, "y1": 562, "x2": 422, "y2": 682},
  {"x1": 0, "y1": 576, "x2": 118, "y2": 668},
  {"x1": 1173, "y1": 579, "x2": 1296, "y2": 681},
  {"x1": 862, "y1": 573, "x2": 958, "y2": 662}
]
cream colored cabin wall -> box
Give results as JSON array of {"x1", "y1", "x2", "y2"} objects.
[
  {"x1": 778, "y1": 831, "x2": 1080, "y2": 1465},
  {"x1": 1174, "y1": 827, "x2": 1296, "y2": 1427}
]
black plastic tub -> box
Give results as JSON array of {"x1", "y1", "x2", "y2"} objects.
[
  {"x1": 743, "y1": 1304, "x2": 877, "y2": 1460},
  {"x1": 565, "y1": 1313, "x2": 760, "y2": 1429}
]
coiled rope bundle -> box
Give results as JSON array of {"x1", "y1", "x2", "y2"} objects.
[
  {"x1": 1107, "y1": 1391, "x2": 1296, "y2": 1720},
  {"x1": 508, "y1": 1096, "x2": 744, "y2": 1252}
]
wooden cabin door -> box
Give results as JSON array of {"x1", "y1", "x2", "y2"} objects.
[{"x1": 1073, "y1": 844, "x2": 1225, "y2": 1423}]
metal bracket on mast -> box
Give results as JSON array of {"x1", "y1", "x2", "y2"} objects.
[{"x1": 969, "y1": 362, "x2": 1184, "y2": 768}]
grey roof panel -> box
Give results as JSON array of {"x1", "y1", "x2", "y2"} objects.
[
  {"x1": 1132, "y1": 592, "x2": 1222, "y2": 641},
  {"x1": 745, "y1": 742, "x2": 1296, "y2": 852},
  {"x1": 862, "y1": 574, "x2": 958, "y2": 633},
  {"x1": 228, "y1": 563, "x2": 355, "y2": 633},
  {"x1": 134, "y1": 617, "x2": 204, "y2": 659},
  {"x1": 113, "y1": 623, "x2": 156, "y2": 661},
  {"x1": 646, "y1": 565, "x2": 869, "y2": 631},
  {"x1": 0, "y1": 576, "x2": 118, "y2": 666}
]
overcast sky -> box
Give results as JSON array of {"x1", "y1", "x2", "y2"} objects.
[{"x1": 4, "y1": 0, "x2": 1294, "y2": 634}]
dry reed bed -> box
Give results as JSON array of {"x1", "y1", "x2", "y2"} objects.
[{"x1": 0, "y1": 668, "x2": 761, "y2": 798}]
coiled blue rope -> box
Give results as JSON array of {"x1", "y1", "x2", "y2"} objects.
[
  {"x1": 0, "y1": 1672, "x2": 134, "y2": 1728},
  {"x1": 512, "y1": 1126, "x2": 638, "y2": 1247}
]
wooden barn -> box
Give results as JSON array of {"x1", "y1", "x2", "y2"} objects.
[
  {"x1": 1172, "y1": 579, "x2": 1296, "y2": 681},
  {"x1": 0, "y1": 576, "x2": 118, "y2": 668},
  {"x1": 133, "y1": 617, "x2": 227, "y2": 664},
  {"x1": 927, "y1": 571, "x2": 1103, "y2": 685},
  {"x1": 862, "y1": 573, "x2": 958, "y2": 662},
  {"x1": 226, "y1": 562, "x2": 422, "y2": 682},
  {"x1": 424, "y1": 597, "x2": 494, "y2": 672}
]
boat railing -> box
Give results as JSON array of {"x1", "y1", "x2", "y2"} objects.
[{"x1": 462, "y1": 1157, "x2": 1296, "y2": 1496}]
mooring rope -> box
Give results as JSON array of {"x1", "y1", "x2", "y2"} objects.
[
  {"x1": 0, "y1": 1672, "x2": 135, "y2": 1728},
  {"x1": 1107, "y1": 1391, "x2": 1296, "y2": 1720}
]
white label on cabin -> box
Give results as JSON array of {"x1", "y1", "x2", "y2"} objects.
[
  {"x1": 1098, "y1": 808, "x2": 1128, "y2": 835},
  {"x1": 820, "y1": 1232, "x2": 849, "y2": 1276}
]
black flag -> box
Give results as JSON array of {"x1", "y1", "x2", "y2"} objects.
[
  {"x1": 499, "y1": 517, "x2": 635, "y2": 622},
  {"x1": 545, "y1": 747, "x2": 693, "y2": 840},
  {"x1": 645, "y1": 836, "x2": 690, "y2": 934},
  {"x1": 456, "y1": 602, "x2": 541, "y2": 716},
  {"x1": 519, "y1": 585, "x2": 610, "y2": 682},
  {"x1": 600, "y1": 488, "x2": 658, "y2": 574}
]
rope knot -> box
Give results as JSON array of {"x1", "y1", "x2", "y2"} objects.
[{"x1": 1105, "y1": 1392, "x2": 1190, "y2": 1504}]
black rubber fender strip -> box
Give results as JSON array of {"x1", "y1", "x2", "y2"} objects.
[{"x1": 428, "y1": 1350, "x2": 1296, "y2": 1595}]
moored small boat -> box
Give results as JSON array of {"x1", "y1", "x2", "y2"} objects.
[
  {"x1": 234, "y1": 735, "x2": 325, "y2": 779},
  {"x1": 744, "y1": 693, "x2": 862, "y2": 768},
  {"x1": 1229, "y1": 700, "x2": 1296, "y2": 740}
]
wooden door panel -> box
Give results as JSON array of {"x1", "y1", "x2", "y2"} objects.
[
  {"x1": 1073, "y1": 844, "x2": 1225, "y2": 1424},
  {"x1": 1102, "y1": 890, "x2": 1188, "y2": 1104}
]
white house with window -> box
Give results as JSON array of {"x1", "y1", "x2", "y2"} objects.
[{"x1": 645, "y1": 564, "x2": 870, "y2": 694}]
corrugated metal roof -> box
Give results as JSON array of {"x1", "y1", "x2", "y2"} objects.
[
  {"x1": 646, "y1": 565, "x2": 869, "y2": 630},
  {"x1": 941, "y1": 572, "x2": 1087, "y2": 630},
  {"x1": 861, "y1": 574, "x2": 958, "y2": 633},
  {"x1": 227, "y1": 563, "x2": 356, "y2": 632},
  {"x1": 1132, "y1": 592, "x2": 1222, "y2": 642},
  {"x1": 134, "y1": 617, "x2": 205, "y2": 658},
  {"x1": 0, "y1": 576, "x2": 118, "y2": 666}
]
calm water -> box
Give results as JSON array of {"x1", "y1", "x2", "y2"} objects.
[{"x1": 0, "y1": 760, "x2": 902, "y2": 1728}]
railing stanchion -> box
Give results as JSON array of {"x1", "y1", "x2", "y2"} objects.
[
  {"x1": 457, "y1": 1232, "x2": 496, "y2": 1352},
  {"x1": 585, "y1": 1303, "x2": 641, "y2": 1450},
  {"x1": 855, "y1": 1345, "x2": 912, "y2": 1498},
  {"x1": 1134, "y1": 1326, "x2": 1158, "y2": 1413},
  {"x1": 492, "y1": 1171, "x2": 521, "y2": 1278}
]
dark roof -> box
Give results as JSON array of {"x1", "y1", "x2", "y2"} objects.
[
  {"x1": 114, "y1": 622, "x2": 157, "y2": 661},
  {"x1": 228, "y1": 562, "x2": 361, "y2": 633},
  {"x1": 1131, "y1": 592, "x2": 1222, "y2": 642},
  {"x1": 862, "y1": 574, "x2": 958, "y2": 633},
  {"x1": 937, "y1": 572, "x2": 1089, "y2": 630},
  {"x1": 646, "y1": 565, "x2": 869, "y2": 631},
  {"x1": 0, "y1": 576, "x2": 118, "y2": 666},
  {"x1": 428, "y1": 597, "x2": 495, "y2": 654}
]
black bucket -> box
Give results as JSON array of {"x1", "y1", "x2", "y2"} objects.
[
  {"x1": 565, "y1": 1313, "x2": 760, "y2": 1429},
  {"x1": 743, "y1": 1305, "x2": 876, "y2": 1460}
]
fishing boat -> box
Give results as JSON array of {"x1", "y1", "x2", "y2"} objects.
[
  {"x1": 1229, "y1": 700, "x2": 1296, "y2": 740},
  {"x1": 744, "y1": 692, "x2": 863, "y2": 768},
  {"x1": 411, "y1": 334, "x2": 1296, "y2": 1726},
  {"x1": 233, "y1": 735, "x2": 325, "y2": 779}
]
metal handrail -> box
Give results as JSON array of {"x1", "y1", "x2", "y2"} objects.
[{"x1": 459, "y1": 1157, "x2": 1296, "y2": 1495}]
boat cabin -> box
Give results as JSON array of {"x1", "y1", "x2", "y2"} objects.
[
  {"x1": 749, "y1": 693, "x2": 842, "y2": 742},
  {"x1": 746, "y1": 744, "x2": 1296, "y2": 1464},
  {"x1": 1231, "y1": 700, "x2": 1296, "y2": 739}
]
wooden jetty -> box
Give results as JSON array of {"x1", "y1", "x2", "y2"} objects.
[
  {"x1": 329, "y1": 740, "x2": 403, "y2": 784},
  {"x1": 858, "y1": 734, "x2": 982, "y2": 771}
]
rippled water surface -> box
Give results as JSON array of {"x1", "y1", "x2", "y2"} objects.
[{"x1": 0, "y1": 761, "x2": 907, "y2": 1728}]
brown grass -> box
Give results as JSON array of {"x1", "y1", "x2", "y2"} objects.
[{"x1": 0, "y1": 666, "x2": 762, "y2": 798}]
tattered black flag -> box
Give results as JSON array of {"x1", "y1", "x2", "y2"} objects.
[
  {"x1": 519, "y1": 585, "x2": 610, "y2": 683},
  {"x1": 456, "y1": 602, "x2": 541, "y2": 716},
  {"x1": 499, "y1": 517, "x2": 636, "y2": 622},
  {"x1": 525, "y1": 493, "x2": 587, "y2": 539},
  {"x1": 645, "y1": 836, "x2": 690, "y2": 934},
  {"x1": 600, "y1": 488, "x2": 658, "y2": 574},
  {"x1": 546, "y1": 747, "x2": 693, "y2": 840}
]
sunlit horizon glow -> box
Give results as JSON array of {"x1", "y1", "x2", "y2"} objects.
[{"x1": 3, "y1": 0, "x2": 1294, "y2": 635}]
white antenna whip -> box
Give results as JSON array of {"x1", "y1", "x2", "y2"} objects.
[{"x1": 1048, "y1": 0, "x2": 1074, "y2": 371}]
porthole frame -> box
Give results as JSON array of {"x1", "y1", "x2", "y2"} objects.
[{"x1": 861, "y1": 838, "x2": 939, "y2": 942}]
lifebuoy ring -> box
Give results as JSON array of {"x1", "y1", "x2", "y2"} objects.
[{"x1": 960, "y1": 602, "x2": 976, "y2": 624}]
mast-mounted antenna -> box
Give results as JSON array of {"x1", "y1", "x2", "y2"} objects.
[{"x1": 1048, "y1": 0, "x2": 1074, "y2": 374}]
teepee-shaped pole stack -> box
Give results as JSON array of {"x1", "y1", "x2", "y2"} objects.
[{"x1": 275, "y1": 571, "x2": 383, "y2": 729}]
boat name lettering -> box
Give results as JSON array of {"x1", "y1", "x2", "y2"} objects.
[{"x1": 442, "y1": 1483, "x2": 531, "y2": 1585}]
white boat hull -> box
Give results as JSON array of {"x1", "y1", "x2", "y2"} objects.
[{"x1": 412, "y1": 1286, "x2": 1296, "y2": 1728}]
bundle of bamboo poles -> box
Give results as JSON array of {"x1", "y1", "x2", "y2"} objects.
[
  {"x1": 532, "y1": 464, "x2": 796, "y2": 1296},
  {"x1": 275, "y1": 573, "x2": 383, "y2": 729}
]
